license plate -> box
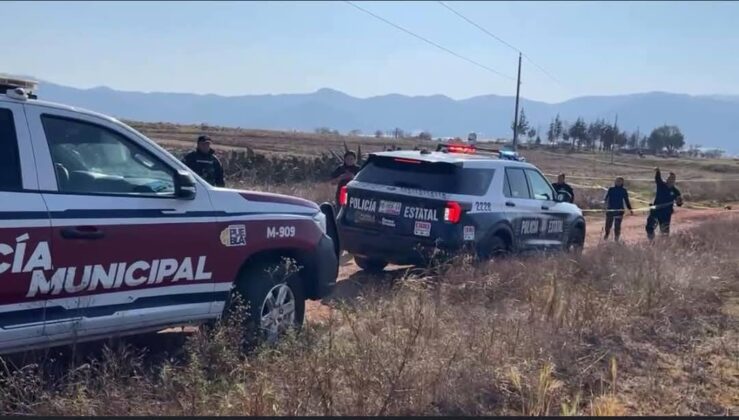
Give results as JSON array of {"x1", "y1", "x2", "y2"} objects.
[
  {"x1": 414, "y1": 221, "x2": 431, "y2": 237},
  {"x1": 354, "y1": 211, "x2": 375, "y2": 224},
  {"x1": 379, "y1": 200, "x2": 402, "y2": 216}
]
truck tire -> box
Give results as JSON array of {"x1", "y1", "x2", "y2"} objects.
[
  {"x1": 228, "y1": 258, "x2": 305, "y2": 344},
  {"x1": 354, "y1": 255, "x2": 388, "y2": 273},
  {"x1": 476, "y1": 235, "x2": 510, "y2": 260},
  {"x1": 565, "y1": 227, "x2": 585, "y2": 255}
]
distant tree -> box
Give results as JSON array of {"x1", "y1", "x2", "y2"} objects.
[
  {"x1": 393, "y1": 128, "x2": 405, "y2": 139},
  {"x1": 418, "y1": 131, "x2": 432, "y2": 141},
  {"x1": 374, "y1": 130, "x2": 383, "y2": 138},
  {"x1": 348, "y1": 129, "x2": 362, "y2": 136},
  {"x1": 511, "y1": 108, "x2": 531, "y2": 139},
  {"x1": 535, "y1": 135, "x2": 542, "y2": 146},
  {"x1": 527, "y1": 128, "x2": 537, "y2": 140},
  {"x1": 639, "y1": 135, "x2": 648, "y2": 150},
  {"x1": 547, "y1": 120, "x2": 555, "y2": 144},
  {"x1": 627, "y1": 132, "x2": 639, "y2": 148},
  {"x1": 648, "y1": 125, "x2": 685, "y2": 153},
  {"x1": 315, "y1": 127, "x2": 333, "y2": 135},
  {"x1": 568, "y1": 118, "x2": 588, "y2": 150},
  {"x1": 553, "y1": 114, "x2": 564, "y2": 142}
]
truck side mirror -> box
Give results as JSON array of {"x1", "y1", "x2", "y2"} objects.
[{"x1": 175, "y1": 170, "x2": 197, "y2": 200}]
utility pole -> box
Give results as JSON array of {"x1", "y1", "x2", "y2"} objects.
[
  {"x1": 611, "y1": 113, "x2": 618, "y2": 164},
  {"x1": 512, "y1": 52, "x2": 522, "y2": 152}
]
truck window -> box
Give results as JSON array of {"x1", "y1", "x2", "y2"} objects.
[
  {"x1": 354, "y1": 156, "x2": 494, "y2": 196},
  {"x1": 525, "y1": 169, "x2": 556, "y2": 201},
  {"x1": 0, "y1": 108, "x2": 22, "y2": 191},
  {"x1": 504, "y1": 168, "x2": 531, "y2": 199},
  {"x1": 41, "y1": 115, "x2": 176, "y2": 196}
]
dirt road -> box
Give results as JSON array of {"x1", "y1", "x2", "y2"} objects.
[{"x1": 306, "y1": 207, "x2": 738, "y2": 321}]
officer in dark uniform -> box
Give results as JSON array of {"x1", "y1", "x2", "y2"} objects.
[
  {"x1": 183, "y1": 135, "x2": 225, "y2": 187},
  {"x1": 552, "y1": 173, "x2": 574, "y2": 203},
  {"x1": 645, "y1": 167, "x2": 683, "y2": 240},
  {"x1": 330, "y1": 151, "x2": 360, "y2": 205},
  {"x1": 603, "y1": 176, "x2": 634, "y2": 241}
]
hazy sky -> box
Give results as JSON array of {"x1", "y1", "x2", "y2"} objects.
[{"x1": 2, "y1": 1, "x2": 738, "y2": 103}]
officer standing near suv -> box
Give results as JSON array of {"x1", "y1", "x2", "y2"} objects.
[
  {"x1": 183, "y1": 135, "x2": 225, "y2": 187},
  {"x1": 552, "y1": 173, "x2": 575, "y2": 203}
]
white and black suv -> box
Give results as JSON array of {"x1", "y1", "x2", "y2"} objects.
[
  {"x1": 0, "y1": 77, "x2": 339, "y2": 354},
  {"x1": 336, "y1": 144, "x2": 586, "y2": 271}
]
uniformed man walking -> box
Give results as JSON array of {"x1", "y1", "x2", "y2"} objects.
[
  {"x1": 603, "y1": 177, "x2": 634, "y2": 242},
  {"x1": 645, "y1": 167, "x2": 683, "y2": 240},
  {"x1": 183, "y1": 135, "x2": 225, "y2": 187}
]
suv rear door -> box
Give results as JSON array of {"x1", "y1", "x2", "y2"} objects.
[
  {"x1": 343, "y1": 155, "x2": 493, "y2": 241},
  {"x1": 0, "y1": 102, "x2": 53, "y2": 353},
  {"x1": 24, "y1": 105, "x2": 221, "y2": 344}
]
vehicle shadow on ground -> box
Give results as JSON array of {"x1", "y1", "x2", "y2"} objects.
[{"x1": 321, "y1": 266, "x2": 412, "y2": 308}]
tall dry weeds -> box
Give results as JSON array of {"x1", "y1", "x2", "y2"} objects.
[{"x1": 1, "y1": 218, "x2": 737, "y2": 416}]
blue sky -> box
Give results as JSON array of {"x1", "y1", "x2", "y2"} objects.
[{"x1": 2, "y1": 1, "x2": 738, "y2": 103}]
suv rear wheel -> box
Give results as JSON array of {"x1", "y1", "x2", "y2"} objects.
[
  {"x1": 227, "y1": 258, "x2": 305, "y2": 344},
  {"x1": 476, "y1": 235, "x2": 510, "y2": 260},
  {"x1": 354, "y1": 255, "x2": 388, "y2": 273}
]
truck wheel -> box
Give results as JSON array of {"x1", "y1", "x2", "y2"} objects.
[
  {"x1": 228, "y1": 258, "x2": 305, "y2": 344},
  {"x1": 476, "y1": 235, "x2": 509, "y2": 260},
  {"x1": 566, "y1": 227, "x2": 585, "y2": 255},
  {"x1": 354, "y1": 255, "x2": 388, "y2": 273}
]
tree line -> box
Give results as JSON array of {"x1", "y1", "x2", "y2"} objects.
[{"x1": 512, "y1": 109, "x2": 686, "y2": 153}]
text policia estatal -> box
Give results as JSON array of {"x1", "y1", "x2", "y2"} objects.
[{"x1": 1, "y1": 234, "x2": 212, "y2": 298}]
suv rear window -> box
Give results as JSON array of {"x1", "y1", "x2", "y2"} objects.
[
  {"x1": 355, "y1": 156, "x2": 493, "y2": 196},
  {"x1": 0, "y1": 108, "x2": 22, "y2": 191}
]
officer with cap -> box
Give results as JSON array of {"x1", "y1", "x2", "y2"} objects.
[{"x1": 183, "y1": 135, "x2": 225, "y2": 187}]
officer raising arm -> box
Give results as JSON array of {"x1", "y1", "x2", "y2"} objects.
[
  {"x1": 183, "y1": 135, "x2": 225, "y2": 187},
  {"x1": 645, "y1": 167, "x2": 683, "y2": 240}
]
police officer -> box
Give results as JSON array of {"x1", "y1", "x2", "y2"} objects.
[
  {"x1": 330, "y1": 151, "x2": 360, "y2": 204},
  {"x1": 645, "y1": 167, "x2": 683, "y2": 240},
  {"x1": 603, "y1": 176, "x2": 634, "y2": 242},
  {"x1": 183, "y1": 135, "x2": 225, "y2": 187},
  {"x1": 552, "y1": 173, "x2": 574, "y2": 203}
]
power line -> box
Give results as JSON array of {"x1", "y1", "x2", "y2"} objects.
[
  {"x1": 437, "y1": 1, "x2": 567, "y2": 91},
  {"x1": 345, "y1": 1, "x2": 515, "y2": 81}
]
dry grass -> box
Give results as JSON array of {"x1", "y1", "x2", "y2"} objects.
[{"x1": 1, "y1": 217, "x2": 737, "y2": 416}]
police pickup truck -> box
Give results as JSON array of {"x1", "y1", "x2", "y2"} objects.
[
  {"x1": 336, "y1": 144, "x2": 585, "y2": 272},
  {"x1": 0, "y1": 76, "x2": 339, "y2": 354}
]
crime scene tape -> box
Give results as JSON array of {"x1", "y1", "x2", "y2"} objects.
[
  {"x1": 544, "y1": 173, "x2": 739, "y2": 183},
  {"x1": 537, "y1": 150, "x2": 659, "y2": 171}
]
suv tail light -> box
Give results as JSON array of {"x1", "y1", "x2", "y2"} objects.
[
  {"x1": 444, "y1": 201, "x2": 462, "y2": 224},
  {"x1": 339, "y1": 186, "x2": 348, "y2": 207}
]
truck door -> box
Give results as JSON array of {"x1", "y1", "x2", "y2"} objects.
[
  {"x1": 524, "y1": 168, "x2": 568, "y2": 249},
  {"x1": 24, "y1": 105, "x2": 220, "y2": 344},
  {"x1": 502, "y1": 167, "x2": 539, "y2": 251},
  {"x1": 0, "y1": 102, "x2": 53, "y2": 354}
]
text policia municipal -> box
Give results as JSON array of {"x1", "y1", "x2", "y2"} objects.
[{"x1": 1, "y1": 234, "x2": 212, "y2": 298}]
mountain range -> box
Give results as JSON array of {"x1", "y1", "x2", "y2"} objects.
[{"x1": 34, "y1": 80, "x2": 739, "y2": 154}]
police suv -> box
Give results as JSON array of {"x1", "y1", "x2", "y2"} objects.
[
  {"x1": 336, "y1": 144, "x2": 585, "y2": 272},
  {"x1": 0, "y1": 76, "x2": 339, "y2": 354}
]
